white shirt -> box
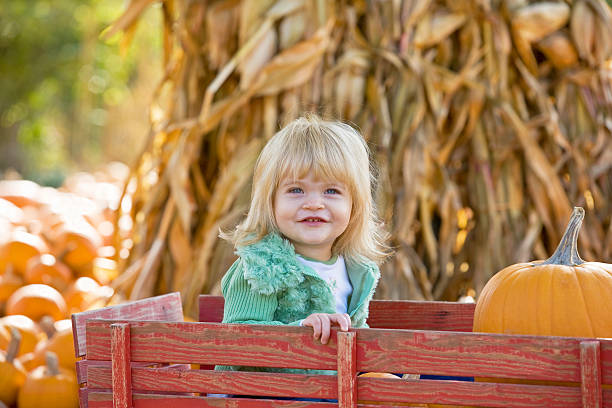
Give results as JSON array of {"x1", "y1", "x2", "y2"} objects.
[{"x1": 297, "y1": 255, "x2": 353, "y2": 314}]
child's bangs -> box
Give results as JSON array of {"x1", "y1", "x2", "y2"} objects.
[{"x1": 277, "y1": 139, "x2": 352, "y2": 187}]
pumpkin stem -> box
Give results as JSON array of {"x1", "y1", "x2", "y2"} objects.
[
  {"x1": 7, "y1": 327, "x2": 21, "y2": 363},
  {"x1": 541, "y1": 207, "x2": 585, "y2": 266},
  {"x1": 45, "y1": 351, "x2": 61, "y2": 376},
  {"x1": 39, "y1": 315, "x2": 56, "y2": 339}
]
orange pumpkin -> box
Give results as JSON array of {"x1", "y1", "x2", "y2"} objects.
[
  {"x1": 52, "y1": 217, "x2": 102, "y2": 274},
  {"x1": 29, "y1": 318, "x2": 76, "y2": 371},
  {"x1": 358, "y1": 372, "x2": 401, "y2": 379},
  {"x1": 63, "y1": 277, "x2": 113, "y2": 314},
  {"x1": 0, "y1": 327, "x2": 27, "y2": 406},
  {"x1": 24, "y1": 254, "x2": 72, "y2": 292},
  {"x1": 0, "y1": 265, "x2": 23, "y2": 305},
  {"x1": 17, "y1": 351, "x2": 79, "y2": 408},
  {"x1": 5, "y1": 284, "x2": 67, "y2": 321},
  {"x1": 473, "y1": 207, "x2": 612, "y2": 338},
  {"x1": 0, "y1": 315, "x2": 45, "y2": 356},
  {"x1": 0, "y1": 325, "x2": 9, "y2": 350},
  {"x1": 16, "y1": 352, "x2": 42, "y2": 372},
  {"x1": 0, "y1": 198, "x2": 24, "y2": 225},
  {"x1": 0, "y1": 230, "x2": 49, "y2": 276},
  {"x1": 0, "y1": 180, "x2": 41, "y2": 208}
]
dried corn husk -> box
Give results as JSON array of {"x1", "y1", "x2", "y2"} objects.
[
  {"x1": 107, "y1": 0, "x2": 612, "y2": 316},
  {"x1": 511, "y1": 2, "x2": 570, "y2": 43}
]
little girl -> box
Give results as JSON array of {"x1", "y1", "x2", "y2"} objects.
[{"x1": 219, "y1": 114, "x2": 389, "y2": 348}]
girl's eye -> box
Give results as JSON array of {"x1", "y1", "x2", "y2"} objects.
[
  {"x1": 288, "y1": 187, "x2": 303, "y2": 194},
  {"x1": 325, "y1": 188, "x2": 340, "y2": 194}
]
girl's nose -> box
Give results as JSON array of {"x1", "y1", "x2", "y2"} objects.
[{"x1": 302, "y1": 198, "x2": 324, "y2": 210}]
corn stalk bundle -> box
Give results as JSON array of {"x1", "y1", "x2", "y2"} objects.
[{"x1": 108, "y1": 0, "x2": 612, "y2": 316}]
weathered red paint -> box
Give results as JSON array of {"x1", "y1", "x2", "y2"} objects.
[
  {"x1": 111, "y1": 323, "x2": 132, "y2": 408},
  {"x1": 337, "y1": 331, "x2": 357, "y2": 407},
  {"x1": 581, "y1": 340, "x2": 602, "y2": 408},
  {"x1": 72, "y1": 292, "x2": 183, "y2": 357},
  {"x1": 198, "y1": 295, "x2": 475, "y2": 331},
  {"x1": 75, "y1": 295, "x2": 612, "y2": 407},
  {"x1": 72, "y1": 292, "x2": 184, "y2": 408}
]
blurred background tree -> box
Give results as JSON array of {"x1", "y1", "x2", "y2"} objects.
[{"x1": 0, "y1": 0, "x2": 162, "y2": 186}]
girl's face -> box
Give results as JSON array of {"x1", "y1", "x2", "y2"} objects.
[{"x1": 273, "y1": 171, "x2": 352, "y2": 261}]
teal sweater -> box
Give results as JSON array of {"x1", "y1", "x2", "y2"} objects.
[{"x1": 217, "y1": 232, "x2": 380, "y2": 372}]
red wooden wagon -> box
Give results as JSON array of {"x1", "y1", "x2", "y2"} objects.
[{"x1": 71, "y1": 293, "x2": 612, "y2": 407}]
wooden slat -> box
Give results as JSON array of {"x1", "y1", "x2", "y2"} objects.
[
  {"x1": 355, "y1": 328, "x2": 585, "y2": 382},
  {"x1": 601, "y1": 339, "x2": 612, "y2": 385},
  {"x1": 357, "y1": 377, "x2": 582, "y2": 407},
  {"x1": 76, "y1": 359, "x2": 88, "y2": 384},
  {"x1": 337, "y1": 332, "x2": 357, "y2": 408},
  {"x1": 80, "y1": 386, "x2": 89, "y2": 408},
  {"x1": 197, "y1": 296, "x2": 476, "y2": 331},
  {"x1": 198, "y1": 295, "x2": 224, "y2": 323},
  {"x1": 87, "y1": 320, "x2": 592, "y2": 382},
  {"x1": 78, "y1": 360, "x2": 183, "y2": 385},
  {"x1": 111, "y1": 323, "x2": 132, "y2": 408},
  {"x1": 367, "y1": 300, "x2": 475, "y2": 331},
  {"x1": 581, "y1": 340, "x2": 603, "y2": 408},
  {"x1": 72, "y1": 292, "x2": 183, "y2": 357},
  {"x1": 87, "y1": 367, "x2": 336, "y2": 398},
  {"x1": 86, "y1": 321, "x2": 338, "y2": 370},
  {"x1": 88, "y1": 392, "x2": 338, "y2": 408}
]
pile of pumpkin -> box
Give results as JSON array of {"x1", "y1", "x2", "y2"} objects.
[{"x1": 0, "y1": 162, "x2": 127, "y2": 408}]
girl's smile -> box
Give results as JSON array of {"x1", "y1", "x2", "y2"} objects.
[{"x1": 274, "y1": 172, "x2": 352, "y2": 261}]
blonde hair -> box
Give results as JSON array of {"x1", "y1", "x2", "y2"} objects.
[{"x1": 224, "y1": 114, "x2": 390, "y2": 263}]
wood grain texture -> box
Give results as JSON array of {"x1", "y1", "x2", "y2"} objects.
[
  {"x1": 77, "y1": 360, "x2": 183, "y2": 384},
  {"x1": 87, "y1": 320, "x2": 601, "y2": 381},
  {"x1": 86, "y1": 321, "x2": 338, "y2": 370},
  {"x1": 111, "y1": 323, "x2": 132, "y2": 408},
  {"x1": 355, "y1": 328, "x2": 586, "y2": 382},
  {"x1": 357, "y1": 377, "x2": 583, "y2": 407},
  {"x1": 198, "y1": 295, "x2": 476, "y2": 331},
  {"x1": 87, "y1": 366, "x2": 337, "y2": 398},
  {"x1": 337, "y1": 332, "x2": 357, "y2": 408},
  {"x1": 601, "y1": 339, "x2": 612, "y2": 385},
  {"x1": 83, "y1": 299, "x2": 612, "y2": 407},
  {"x1": 88, "y1": 392, "x2": 338, "y2": 408},
  {"x1": 79, "y1": 386, "x2": 89, "y2": 408},
  {"x1": 367, "y1": 300, "x2": 475, "y2": 331},
  {"x1": 72, "y1": 292, "x2": 183, "y2": 357},
  {"x1": 581, "y1": 340, "x2": 602, "y2": 408}
]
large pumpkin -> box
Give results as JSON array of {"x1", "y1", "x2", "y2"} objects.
[{"x1": 473, "y1": 207, "x2": 612, "y2": 338}]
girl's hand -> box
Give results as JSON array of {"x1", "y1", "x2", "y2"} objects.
[{"x1": 302, "y1": 313, "x2": 351, "y2": 344}]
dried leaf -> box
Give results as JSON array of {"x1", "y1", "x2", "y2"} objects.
[{"x1": 251, "y1": 20, "x2": 333, "y2": 96}]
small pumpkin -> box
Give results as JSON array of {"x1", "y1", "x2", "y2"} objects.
[
  {"x1": 0, "y1": 314, "x2": 45, "y2": 356},
  {"x1": 63, "y1": 277, "x2": 113, "y2": 314},
  {"x1": 0, "y1": 265, "x2": 23, "y2": 305},
  {"x1": 0, "y1": 327, "x2": 27, "y2": 406},
  {"x1": 358, "y1": 372, "x2": 401, "y2": 379},
  {"x1": 5, "y1": 284, "x2": 67, "y2": 321},
  {"x1": 474, "y1": 207, "x2": 612, "y2": 337},
  {"x1": 0, "y1": 198, "x2": 24, "y2": 225},
  {"x1": 0, "y1": 325, "x2": 9, "y2": 350},
  {"x1": 51, "y1": 217, "x2": 102, "y2": 274},
  {"x1": 17, "y1": 351, "x2": 79, "y2": 408},
  {"x1": 24, "y1": 254, "x2": 72, "y2": 292},
  {"x1": 0, "y1": 229, "x2": 49, "y2": 276},
  {"x1": 30, "y1": 318, "x2": 76, "y2": 371},
  {"x1": 0, "y1": 179, "x2": 41, "y2": 208}
]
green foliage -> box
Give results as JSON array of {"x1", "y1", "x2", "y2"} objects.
[{"x1": 0, "y1": 0, "x2": 161, "y2": 185}]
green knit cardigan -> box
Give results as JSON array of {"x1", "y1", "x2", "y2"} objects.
[{"x1": 216, "y1": 232, "x2": 380, "y2": 373}]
